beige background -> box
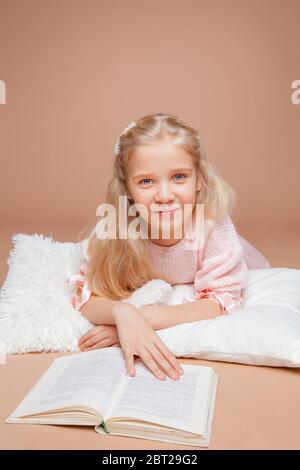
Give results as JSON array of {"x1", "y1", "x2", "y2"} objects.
[
  {"x1": 1, "y1": 0, "x2": 300, "y2": 280},
  {"x1": 0, "y1": 1, "x2": 300, "y2": 450}
]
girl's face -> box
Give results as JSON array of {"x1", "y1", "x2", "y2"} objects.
[{"x1": 126, "y1": 142, "x2": 201, "y2": 242}]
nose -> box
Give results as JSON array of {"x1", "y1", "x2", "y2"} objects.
[{"x1": 154, "y1": 183, "x2": 175, "y2": 204}]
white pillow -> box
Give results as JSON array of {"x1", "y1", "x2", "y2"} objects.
[
  {"x1": 157, "y1": 275, "x2": 300, "y2": 367},
  {"x1": 0, "y1": 233, "x2": 299, "y2": 368},
  {"x1": 0, "y1": 234, "x2": 92, "y2": 353}
]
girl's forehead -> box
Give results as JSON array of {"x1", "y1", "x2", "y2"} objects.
[
  {"x1": 132, "y1": 142, "x2": 188, "y2": 158},
  {"x1": 128, "y1": 143, "x2": 194, "y2": 172}
]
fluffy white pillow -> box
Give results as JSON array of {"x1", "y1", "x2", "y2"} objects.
[
  {"x1": 0, "y1": 234, "x2": 92, "y2": 353},
  {"x1": 0, "y1": 233, "x2": 299, "y2": 368}
]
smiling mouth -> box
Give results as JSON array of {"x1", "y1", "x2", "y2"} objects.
[
  {"x1": 159, "y1": 207, "x2": 180, "y2": 215},
  {"x1": 154, "y1": 204, "x2": 181, "y2": 212}
]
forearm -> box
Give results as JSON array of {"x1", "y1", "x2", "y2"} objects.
[
  {"x1": 140, "y1": 298, "x2": 222, "y2": 330},
  {"x1": 80, "y1": 293, "x2": 222, "y2": 330},
  {"x1": 80, "y1": 294, "x2": 126, "y2": 325}
]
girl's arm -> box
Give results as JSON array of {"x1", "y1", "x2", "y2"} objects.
[
  {"x1": 80, "y1": 292, "x2": 221, "y2": 329},
  {"x1": 79, "y1": 293, "x2": 122, "y2": 324},
  {"x1": 139, "y1": 299, "x2": 222, "y2": 330}
]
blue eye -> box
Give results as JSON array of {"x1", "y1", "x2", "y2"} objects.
[
  {"x1": 174, "y1": 174, "x2": 186, "y2": 181},
  {"x1": 140, "y1": 178, "x2": 152, "y2": 185},
  {"x1": 139, "y1": 174, "x2": 186, "y2": 185}
]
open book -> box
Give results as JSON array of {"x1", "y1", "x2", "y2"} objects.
[{"x1": 6, "y1": 348, "x2": 218, "y2": 447}]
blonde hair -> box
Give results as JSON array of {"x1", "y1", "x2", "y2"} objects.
[{"x1": 78, "y1": 113, "x2": 237, "y2": 300}]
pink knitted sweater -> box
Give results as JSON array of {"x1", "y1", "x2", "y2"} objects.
[{"x1": 66, "y1": 213, "x2": 271, "y2": 315}]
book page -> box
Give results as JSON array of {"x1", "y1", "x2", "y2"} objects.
[
  {"x1": 7, "y1": 348, "x2": 127, "y2": 420},
  {"x1": 100, "y1": 374, "x2": 218, "y2": 447},
  {"x1": 107, "y1": 361, "x2": 214, "y2": 436}
]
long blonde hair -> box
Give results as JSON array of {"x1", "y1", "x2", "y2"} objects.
[{"x1": 78, "y1": 113, "x2": 237, "y2": 300}]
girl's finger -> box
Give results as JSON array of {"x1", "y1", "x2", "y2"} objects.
[
  {"x1": 125, "y1": 351, "x2": 136, "y2": 377},
  {"x1": 148, "y1": 344, "x2": 180, "y2": 380},
  {"x1": 83, "y1": 341, "x2": 110, "y2": 352},
  {"x1": 154, "y1": 337, "x2": 184, "y2": 376},
  {"x1": 138, "y1": 347, "x2": 166, "y2": 381},
  {"x1": 80, "y1": 334, "x2": 103, "y2": 350},
  {"x1": 78, "y1": 328, "x2": 100, "y2": 345}
]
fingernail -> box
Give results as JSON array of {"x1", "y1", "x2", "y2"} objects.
[{"x1": 180, "y1": 368, "x2": 184, "y2": 374}]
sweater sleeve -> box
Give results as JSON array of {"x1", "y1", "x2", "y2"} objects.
[
  {"x1": 66, "y1": 238, "x2": 92, "y2": 311},
  {"x1": 193, "y1": 214, "x2": 249, "y2": 315}
]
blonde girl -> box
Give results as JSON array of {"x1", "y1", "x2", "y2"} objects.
[{"x1": 67, "y1": 113, "x2": 271, "y2": 381}]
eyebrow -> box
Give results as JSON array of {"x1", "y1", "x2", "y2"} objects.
[{"x1": 133, "y1": 167, "x2": 193, "y2": 180}]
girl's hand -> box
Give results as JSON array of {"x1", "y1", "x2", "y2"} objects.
[
  {"x1": 78, "y1": 325, "x2": 120, "y2": 351},
  {"x1": 112, "y1": 302, "x2": 183, "y2": 381}
]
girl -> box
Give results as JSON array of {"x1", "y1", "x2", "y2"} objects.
[{"x1": 67, "y1": 113, "x2": 271, "y2": 381}]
